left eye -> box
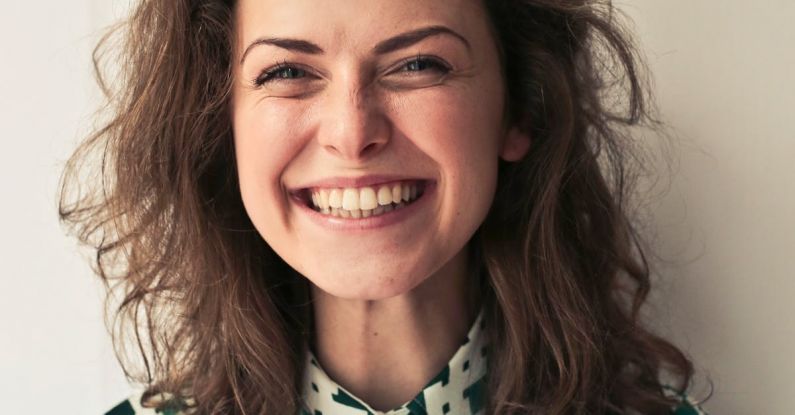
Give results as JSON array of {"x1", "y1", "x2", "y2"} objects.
[
  {"x1": 397, "y1": 57, "x2": 450, "y2": 74},
  {"x1": 271, "y1": 67, "x2": 305, "y2": 79}
]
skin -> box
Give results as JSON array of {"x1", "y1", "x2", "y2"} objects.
[{"x1": 231, "y1": 0, "x2": 530, "y2": 410}]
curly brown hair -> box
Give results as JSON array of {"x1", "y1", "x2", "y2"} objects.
[{"x1": 60, "y1": 0, "x2": 696, "y2": 413}]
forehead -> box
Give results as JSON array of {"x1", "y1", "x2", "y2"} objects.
[{"x1": 234, "y1": 0, "x2": 489, "y2": 55}]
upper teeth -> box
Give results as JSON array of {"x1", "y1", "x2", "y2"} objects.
[{"x1": 309, "y1": 182, "x2": 420, "y2": 211}]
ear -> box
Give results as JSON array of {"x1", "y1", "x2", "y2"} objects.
[{"x1": 499, "y1": 126, "x2": 531, "y2": 162}]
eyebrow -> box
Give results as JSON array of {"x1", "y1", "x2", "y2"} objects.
[{"x1": 239, "y1": 25, "x2": 470, "y2": 64}]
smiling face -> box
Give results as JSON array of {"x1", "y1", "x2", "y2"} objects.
[{"x1": 231, "y1": 0, "x2": 529, "y2": 300}]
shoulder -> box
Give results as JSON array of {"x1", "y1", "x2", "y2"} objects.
[{"x1": 104, "y1": 393, "x2": 185, "y2": 415}]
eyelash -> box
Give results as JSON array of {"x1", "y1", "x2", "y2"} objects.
[{"x1": 252, "y1": 55, "x2": 451, "y2": 87}]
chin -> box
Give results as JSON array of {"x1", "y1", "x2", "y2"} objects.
[{"x1": 308, "y1": 267, "x2": 428, "y2": 301}]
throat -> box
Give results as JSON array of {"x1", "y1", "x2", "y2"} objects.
[{"x1": 306, "y1": 245, "x2": 481, "y2": 411}]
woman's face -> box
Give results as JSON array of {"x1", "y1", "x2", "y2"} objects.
[{"x1": 231, "y1": 0, "x2": 529, "y2": 300}]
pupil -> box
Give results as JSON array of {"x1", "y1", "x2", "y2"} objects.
[
  {"x1": 408, "y1": 60, "x2": 427, "y2": 71},
  {"x1": 280, "y1": 68, "x2": 302, "y2": 78}
]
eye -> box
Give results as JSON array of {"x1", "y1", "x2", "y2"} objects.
[
  {"x1": 254, "y1": 63, "x2": 311, "y2": 86},
  {"x1": 395, "y1": 56, "x2": 451, "y2": 75},
  {"x1": 381, "y1": 55, "x2": 452, "y2": 90}
]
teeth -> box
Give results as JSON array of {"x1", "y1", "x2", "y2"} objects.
[
  {"x1": 342, "y1": 188, "x2": 359, "y2": 210},
  {"x1": 328, "y1": 189, "x2": 342, "y2": 208},
  {"x1": 391, "y1": 184, "x2": 402, "y2": 204},
  {"x1": 308, "y1": 181, "x2": 424, "y2": 218},
  {"x1": 359, "y1": 187, "x2": 378, "y2": 210},
  {"x1": 319, "y1": 189, "x2": 329, "y2": 209},
  {"x1": 377, "y1": 186, "x2": 393, "y2": 206}
]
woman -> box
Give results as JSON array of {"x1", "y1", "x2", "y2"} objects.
[{"x1": 60, "y1": 0, "x2": 708, "y2": 413}]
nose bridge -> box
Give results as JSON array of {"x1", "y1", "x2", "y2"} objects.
[{"x1": 319, "y1": 74, "x2": 388, "y2": 161}]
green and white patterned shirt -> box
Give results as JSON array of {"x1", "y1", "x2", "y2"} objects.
[
  {"x1": 300, "y1": 310, "x2": 489, "y2": 415},
  {"x1": 105, "y1": 311, "x2": 707, "y2": 415}
]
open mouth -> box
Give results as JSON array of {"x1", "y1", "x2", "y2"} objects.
[{"x1": 296, "y1": 179, "x2": 428, "y2": 219}]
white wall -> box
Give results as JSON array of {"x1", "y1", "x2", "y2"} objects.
[
  {"x1": 1, "y1": 1, "x2": 792, "y2": 414},
  {"x1": 626, "y1": 1, "x2": 795, "y2": 413},
  {"x1": 0, "y1": 2, "x2": 132, "y2": 413}
]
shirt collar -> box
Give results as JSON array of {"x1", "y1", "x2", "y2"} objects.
[{"x1": 300, "y1": 309, "x2": 488, "y2": 415}]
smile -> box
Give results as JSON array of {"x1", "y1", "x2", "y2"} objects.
[{"x1": 299, "y1": 180, "x2": 427, "y2": 219}]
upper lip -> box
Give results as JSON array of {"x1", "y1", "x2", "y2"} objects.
[{"x1": 290, "y1": 174, "x2": 434, "y2": 191}]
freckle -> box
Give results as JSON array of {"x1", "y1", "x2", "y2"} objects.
[{"x1": 373, "y1": 332, "x2": 378, "y2": 337}]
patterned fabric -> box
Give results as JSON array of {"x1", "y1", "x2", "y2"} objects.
[
  {"x1": 671, "y1": 394, "x2": 710, "y2": 415},
  {"x1": 300, "y1": 310, "x2": 488, "y2": 415}
]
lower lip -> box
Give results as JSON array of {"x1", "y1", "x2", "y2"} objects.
[{"x1": 292, "y1": 182, "x2": 436, "y2": 231}]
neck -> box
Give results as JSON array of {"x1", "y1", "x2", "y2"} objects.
[{"x1": 310, "y1": 247, "x2": 480, "y2": 411}]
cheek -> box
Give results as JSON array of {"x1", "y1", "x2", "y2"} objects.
[
  {"x1": 389, "y1": 83, "x2": 503, "y2": 186},
  {"x1": 232, "y1": 101, "x2": 310, "y2": 231},
  {"x1": 234, "y1": 100, "x2": 307, "y2": 165},
  {"x1": 387, "y1": 84, "x2": 504, "y2": 234}
]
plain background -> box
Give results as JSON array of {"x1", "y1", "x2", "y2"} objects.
[{"x1": 1, "y1": 1, "x2": 792, "y2": 413}]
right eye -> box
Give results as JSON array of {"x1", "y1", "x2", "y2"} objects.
[
  {"x1": 254, "y1": 63, "x2": 310, "y2": 86},
  {"x1": 252, "y1": 62, "x2": 324, "y2": 98}
]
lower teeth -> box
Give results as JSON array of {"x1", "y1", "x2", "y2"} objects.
[{"x1": 319, "y1": 202, "x2": 404, "y2": 218}]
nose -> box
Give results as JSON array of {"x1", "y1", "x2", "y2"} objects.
[{"x1": 317, "y1": 80, "x2": 390, "y2": 161}]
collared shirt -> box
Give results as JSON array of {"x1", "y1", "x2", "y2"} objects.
[{"x1": 300, "y1": 310, "x2": 489, "y2": 415}]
